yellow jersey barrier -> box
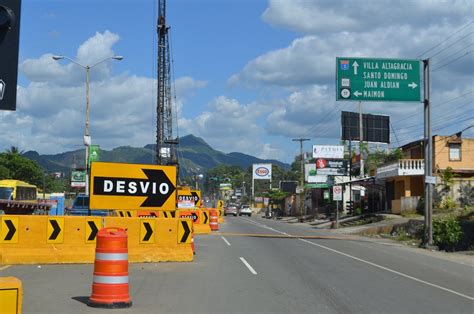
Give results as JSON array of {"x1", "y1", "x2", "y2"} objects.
[
  {"x1": 176, "y1": 209, "x2": 211, "y2": 234},
  {"x1": 0, "y1": 215, "x2": 193, "y2": 264},
  {"x1": 0, "y1": 277, "x2": 22, "y2": 314}
]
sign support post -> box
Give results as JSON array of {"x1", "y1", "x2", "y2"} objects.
[
  {"x1": 359, "y1": 101, "x2": 364, "y2": 178},
  {"x1": 423, "y1": 59, "x2": 433, "y2": 247}
]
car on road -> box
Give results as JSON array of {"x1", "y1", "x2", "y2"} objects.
[
  {"x1": 239, "y1": 204, "x2": 252, "y2": 217},
  {"x1": 224, "y1": 205, "x2": 238, "y2": 216}
]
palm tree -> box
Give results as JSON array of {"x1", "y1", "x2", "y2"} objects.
[{"x1": 5, "y1": 146, "x2": 23, "y2": 155}]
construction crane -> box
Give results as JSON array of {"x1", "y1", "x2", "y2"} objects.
[{"x1": 156, "y1": 0, "x2": 178, "y2": 167}]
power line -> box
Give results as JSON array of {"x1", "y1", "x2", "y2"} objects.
[
  {"x1": 416, "y1": 21, "x2": 473, "y2": 58},
  {"x1": 390, "y1": 91, "x2": 473, "y2": 126},
  {"x1": 392, "y1": 116, "x2": 474, "y2": 144},
  {"x1": 431, "y1": 42, "x2": 474, "y2": 67},
  {"x1": 432, "y1": 50, "x2": 474, "y2": 72},
  {"x1": 392, "y1": 101, "x2": 473, "y2": 131},
  {"x1": 428, "y1": 31, "x2": 474, "y2": 59}
]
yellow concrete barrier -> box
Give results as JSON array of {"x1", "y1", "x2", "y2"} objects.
[
  {"x1": 216, "y1": 208, "x2": 224, "y2": 224},
  {"x1": 176, "y1": 209, "x2": 210, "y2": 234},
  {"x1": 0, "y1": 277, "x2": 22, "y2": 314},
  {"x1": 0, "y1": 215, "x2": 193, "y2": 264},
  {"x1": 194, "y1": 209, "x2": 211, "y2": 234}
]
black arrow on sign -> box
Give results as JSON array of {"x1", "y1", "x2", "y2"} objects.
[
  {"x1": 191, "y1": 191, "x2": 200, "y2": 205},
  {"x1": 49, "y1": 220, "x2": 61, "y2": 240},
  {"x1": 87, "y1": 221, "x2": 99, "y2": 241},
  {"x1": 180, "y1": 221, "x2": 190, "y2": 243},
  {"x1": 4, "y1": 220, "x2": 16, "y2": 241},
  {"x1": 142, "y1": 222, "x2": 153, "y2": 242},
  {"x1": 93, "y1": 169, "x2": 176, "y2": 208},
  {"x1": 203, "y1": 211, "x2": 208, "y2": 224}
]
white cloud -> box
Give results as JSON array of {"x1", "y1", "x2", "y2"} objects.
[
  {"x1": 262, "y1": 0, "x2": 472, "y2": 34},
  {"x1": 1, "y1": 31, "x2": 206, "y2": 154},
  {"x1": 228, "y1": 0, "x2": 473, "y2": 150},
  {"x1": 178, "y1": 95, "x2": 271, "y2": 156}
]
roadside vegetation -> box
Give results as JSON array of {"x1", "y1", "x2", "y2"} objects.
[
  {"x1": 0, "y1": 146, "x2": 67, "y2": 194},
  {"x1": 385, "y1": 178, "x2": 474, "y2": 252}
]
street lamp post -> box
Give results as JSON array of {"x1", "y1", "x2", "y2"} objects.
[
  {"x1": 52, "y1": 55, "x2": 123, "y2": 196},
  {"x1": 194, "y1": 174, "x2": 204, "y2": 190}
]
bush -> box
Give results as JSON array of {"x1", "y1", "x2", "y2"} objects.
[
  {"x1": 433, "y1": 216, "x2": 462, "y2": 251},
  {"x1": 440, "y1": 197, "x2": 457, "y2": 210},
  {"x1": 458, "y1": 183, "x2": 474, "y2": 207}
]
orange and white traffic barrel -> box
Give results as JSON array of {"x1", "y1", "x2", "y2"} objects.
[
  {"x1": 88, "y1": 227, "x2": 132, "y2": 308},
  {"x1": 209, "y1": 209, "x2": 219, "y2": 231}
]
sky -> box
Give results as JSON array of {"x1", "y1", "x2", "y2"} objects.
[{"x1": 1, "y1": 0, "x2": 473, "y2": 164}]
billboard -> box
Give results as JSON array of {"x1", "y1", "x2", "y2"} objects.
[
  {"x1": 280, "y1": 181, "x2": 297, "y2": 193},
  {"x1": 313, "y1": 145, "x2": 344, "y2": 159},
  {"x1": 305, "y1": 164, "x2": 328, "y2": 183},
  {"x1": 341, "y1": 111, "x2": 390, "y2": 143},
  {"x1": 316, "y1": 159, "x2": 348, "y2": 176},
  {"x1": 252, "y1": 163, "x2": 272, "y2": 180},
  {"x1": 0, "y1": 0, "x2": 22, "y2": 110},
  {"x1": 71, "y1": 170, "x2": 86, "y2": 188}
]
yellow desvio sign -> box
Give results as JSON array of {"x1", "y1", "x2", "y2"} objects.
[
  {"x1": 177, "y1": 188, "x2": 201, "y2": 208},
  {"x1": 90, "y1": 162, "x2": 177, "y2": 211}
]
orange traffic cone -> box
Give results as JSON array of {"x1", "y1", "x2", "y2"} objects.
[
  {"x1": 210, "y1": 209, "x2": 219, "y2": 231},
  {"x1": 88, "y1": 228, "x2": 132, "y2": 308}
]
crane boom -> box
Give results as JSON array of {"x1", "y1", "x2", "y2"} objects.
[{"x1": 156, "y1": 0, "x2": 177, "y2": 166}]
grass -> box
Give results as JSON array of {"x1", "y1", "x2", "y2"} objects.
[{"x1": 400, "y1": 210, "x2": 422, "y2": 218}]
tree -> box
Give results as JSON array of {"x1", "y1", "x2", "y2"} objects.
[
  {"x1": 0, "y1": 151, "x2": 44, "y2": 186},
  {"x1": 5, "y1": 146, "x2": 23, "y2": 155}
]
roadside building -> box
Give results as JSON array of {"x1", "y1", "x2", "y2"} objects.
[{"x1": 376, "y1": 133, "x2": 474, "y2": 213}]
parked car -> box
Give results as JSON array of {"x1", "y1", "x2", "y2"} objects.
[
  {"x1": 239, "y1": 204, "x2": 252, "y2": 217},
  {"x1": 224, "y1": 205, "x2": 238, "y2": 216}
]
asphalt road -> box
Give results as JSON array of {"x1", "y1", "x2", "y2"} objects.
[{"x1": 1, "y1": 215, "x2": 473, "y2": 313}]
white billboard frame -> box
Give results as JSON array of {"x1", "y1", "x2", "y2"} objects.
[{"x1": 313, "y1": 145, "x2": 344, "y2": 159}]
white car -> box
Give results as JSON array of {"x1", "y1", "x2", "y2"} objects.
[{"x1": 239, "y1": 205, "x2": 252, "y2": 217}]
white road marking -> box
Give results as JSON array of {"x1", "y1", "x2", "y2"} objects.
[
  {"x1": 239, "y1": 217, "x2": 474, "y2": 301},
  {"x1": 0, "y1": 265, "x2": 11, "y2": 271},
  {"x1": 299, "y1": 239, "x2": 474, "y2": 301},
  {"x1": 221, "y1": 236, "x2": 231, "y2": 246},
  {"x1": 240, "y1": 257, "x2": 258, "y2": 275}
]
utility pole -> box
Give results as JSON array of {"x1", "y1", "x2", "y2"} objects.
[
  {"x1": 423, "y1": 59, "x2": 433, "y2": 247},
  {"x1": 292, "y1": 138, "x2": 310, "y2": 222},
  {"x1": 359, "y1": 101, "x2": 364, "y2": 178}
]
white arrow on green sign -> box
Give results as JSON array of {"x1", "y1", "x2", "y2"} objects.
[{"x1": 336, "y1": 57, "x2": 421, "y2": 102}]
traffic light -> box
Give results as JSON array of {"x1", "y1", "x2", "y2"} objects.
[{"x1": 0, "y1": 0, "x2": 21, "y2": 111}]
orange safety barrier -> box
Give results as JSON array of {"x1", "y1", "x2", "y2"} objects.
[
  {"x1": 209, "y1": 209, "x2": 219, "y2": 231},
  {"x1": 88, "y1": 228, "x2": 132, "y2": 309}
]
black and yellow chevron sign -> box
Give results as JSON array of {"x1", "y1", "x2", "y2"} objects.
[
  {"x1": 177, "y1": 220, "x2": 192, "y2": 244},
  {"x1": 1, "y1": 217, "x2": 18, "y2": 243},
  {"x1": 47, "y1": 218, "x2": 64, "y2": 243}
]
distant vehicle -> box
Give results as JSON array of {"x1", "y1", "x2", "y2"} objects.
[
  {"x1": 67, "y1": 194, "x2": 109, "y2": 216},
  {"x1": 0, "y1": 180, "x2": 50, "y2": 214},
  {"x1": 239, "y1": 204, "x2": 252, "y2": 217},
  {"x1": 0, "y1": 179, "x2": 37, "y2": 201},
  {"x1": 224, "y1": 205, "x2": 238, "y2": 216}
]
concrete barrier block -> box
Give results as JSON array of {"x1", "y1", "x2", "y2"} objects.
[{"x1": 0, "y1": 277, "x2": 22, "y2": 314}]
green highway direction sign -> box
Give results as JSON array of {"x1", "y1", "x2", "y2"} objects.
[{"x1": 336, "y1": 57, "x2": 421, "y2": 102}]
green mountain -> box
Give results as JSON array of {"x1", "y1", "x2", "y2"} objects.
[{"x1": 22, "y1": 134, "x2": 289, "y2": 175}]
